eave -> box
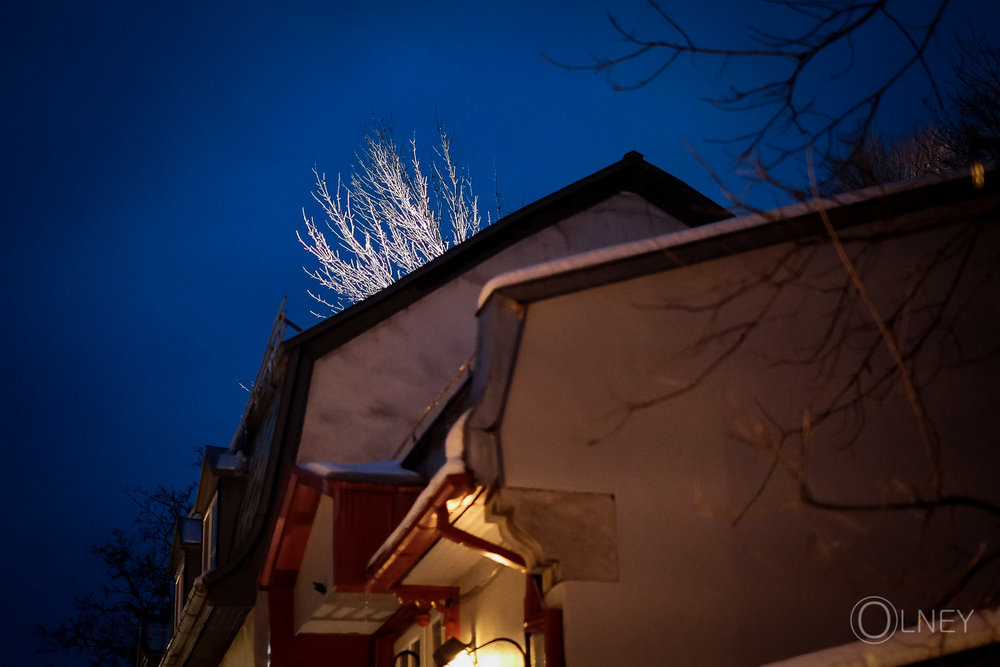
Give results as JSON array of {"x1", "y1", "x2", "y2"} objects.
[
  {"x1": 166, "y1": 152, "x2": 732, "y2": 664},
  {"x1": 283, "y1": 151, "x2": 729, "y2": 360},
  {"x1": 478, "y1": 166, "x2": 1000, "y2": 311}
]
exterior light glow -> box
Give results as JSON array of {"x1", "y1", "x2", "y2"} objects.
[
  {"x1": 446, "y1": 650, "x2": 475, "y2": 667},
  {"x1": 433, "y1": 637, "x2": 527, "y2": 667},
  {"x1": 445, "y1": 493, "x2": 474, "y2": 513}
]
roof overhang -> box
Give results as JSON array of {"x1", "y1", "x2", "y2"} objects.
[{"x1": 477, "y1": 167, "x2": 1000, "y2": 312}]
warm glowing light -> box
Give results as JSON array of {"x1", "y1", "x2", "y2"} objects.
[
  {"x1": 475, "y1": 654, "x2": 506, "y2": 667},
  {"x1": 435, "y1": 636, "x2": 526, "y2": 667},
  {"x1": 445, "y1": 494, "x2": 474, "y2": 512},
  {"x1": 972, "y1": 161, "x2": 985, "y2": 189},
  {"x1": 445, "y1": 650, "x2": 475, "y2": 667},
  {"x1": 445, "y1": 645, "x2": 523, "y2": 667}
]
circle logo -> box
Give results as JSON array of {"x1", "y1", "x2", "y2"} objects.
[{"x1": 850, "y1": 596, "x2": 898, "y2": 644}]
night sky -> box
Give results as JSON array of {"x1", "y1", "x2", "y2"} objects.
[{"x1": 2, "y1": 1, "x2": 994, "y2": 665}]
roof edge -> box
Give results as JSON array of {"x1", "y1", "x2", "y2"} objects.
[
  {"x1": 478, "y1": 165, "x2": 1000, "y2": 309},
  {"x1": 284, "y1": 151, "x2": 729, "y2": 359}
]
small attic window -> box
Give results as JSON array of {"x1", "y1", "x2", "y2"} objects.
[{"x1": 202, "y1": 493, "x2": 218, "y2": 572}]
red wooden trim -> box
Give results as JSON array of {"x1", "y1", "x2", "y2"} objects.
[
  {"x1": 262, "y1": 468, "x2": 424, "y2": 591},
  {"x1": 524, "y1": 578, "x2": 564, "y2": 667},
  {"x1": 260, "y1": 471, "x2": 320, "y2": 589},
  {"x1": 365, "y1": 473, "x2": 474, "y2": 592},
  {"x1": 333, "y1": 482, "x2": 423, "y2": 591},
  {"x1": 268, "y1": 586, "x2": 372, "y2": 666},
  {"x1": 435, "y1": 506, "x2": 527, "y2": 572},
  {"x1": 394, "y1": 586, "x2": 461, "y2": 639}
]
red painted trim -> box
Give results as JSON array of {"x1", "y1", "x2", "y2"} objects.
[
  {"x1": 365, "y1": 473, "x2": 474, "y2": 592},
  {"x1": 435, "y1": 506, "x2": 527, "y2": 572},
  {"x1": 268, "y1": 586, "x2": 372, "y2": 667},
  {"x1": 261, "y1": 468, "x2": 422, "y2": 592},
  {"x1": 260, "y1": 470, "x2": 321, "y2": 589},
  {"x1": 394, "y1": 586, "x2": 461, "y2": 639},
  {"x1": 524, "y1": 578, "x2": 565, "y2": 667}
]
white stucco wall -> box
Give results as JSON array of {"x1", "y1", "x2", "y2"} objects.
[
  {"x1": 293, "y1": 495, "x2": 334, "y2": 633},
  {"x1": 393, "y1": 564, "x2": 528, "y2": 667},
  {"x1": 454, "y1": 566, "x2": 528, "y2": 666},
  {"x1": 494, "y1": 216, "x2": 1000, "y2": 665},
  {"x1": 218, "y1": 594, "x2": 268, "y2": 667},
  {"x1": 298, "y1": 192, "x2": 689, "y2": 464}
]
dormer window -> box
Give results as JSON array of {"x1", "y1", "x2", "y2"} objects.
[
  {"x1": 168, "y1": 515, "x2": 202, "y2": 631},
  {"x1": 202, "y1": 493, "x2": 218, "y2": 572}
]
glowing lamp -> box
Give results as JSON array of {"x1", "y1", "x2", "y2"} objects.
[{"x1": 432, "y1": 637, "x2": 528, "y2": 667}]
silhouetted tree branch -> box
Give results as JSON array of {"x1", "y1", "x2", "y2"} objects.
[
  {"x1": 823, "y1": 34, "x2": 1000, "y2": 193},
  {"x1": 37, "y1": 485, "x2": 193, "y2": 667},
  {"x1": 547, "y1": 1, "x2": 965, "y2": 175},
  {"x1": 593, "y1": 163, "x2": 1000, "y2": 610}
]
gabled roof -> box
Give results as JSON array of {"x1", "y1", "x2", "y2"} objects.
[
  {"x1": 168, "y1": 160, "x2": 997, "y2": 666},
  {"x1": 166, "y1": 152, "x2": 729, "y2": 665},
  {"x1": 285, "y1": 150, "x2": 729, "y2": 359}
]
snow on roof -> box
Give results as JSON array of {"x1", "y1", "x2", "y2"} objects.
[
  {"x1": 366, "y1": 412, "x2": 471, "y2": 569},
  {"x1": 299, "y1": 459, "x2": 424, "y2": 485},
  {"x1": 477, "y1": 170, "x2": 975, "y2": 309},
  {"x1": 214, "y1": 450, "x2": 247, "y2": 473},
  {"x1": 366, "y1": 456, "x2": 467, "y2": 570}
]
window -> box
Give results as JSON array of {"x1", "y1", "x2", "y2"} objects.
[
  {"x1": 173, "y1": 564, "x2": 185, "y2": 629},
  {"x1": 395, "y1": 610, "x2": 444, "y2": 666},
  {"x1": 202, "y1": 494, "x2": 218, "y2": 572},
  {"x1": 400, "y1": 638, "x2": 421, "y2": 667}
]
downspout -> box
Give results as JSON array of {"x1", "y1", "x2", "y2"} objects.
[{"x1": 435, "y1": 506, "x2": 527, "y2": 573}]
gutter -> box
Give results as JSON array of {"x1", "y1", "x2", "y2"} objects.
[
  {"x1": 159, "y1": 578, "x2": 210, "y2": 666},
  {"x1": 365, "y1": 467, "x2": 473, "y2": 592},
  {"x1": 477, "y1": 165, "x2": 1000, "y2": 312}
]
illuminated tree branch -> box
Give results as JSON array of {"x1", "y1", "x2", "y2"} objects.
[{"x1": 298, "y1": 121, "x2": 484, "y2": 315}]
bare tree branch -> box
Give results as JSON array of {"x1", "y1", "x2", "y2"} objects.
[
  {"x1": 298, "y1": 121, "x2": 484, "y2": 315},
  {"x1": 37, "y1": 485, "x2": 193, "y2": 667},
  {"x1": 548, "y1": 1, "x2": 958, "y2": 172}
]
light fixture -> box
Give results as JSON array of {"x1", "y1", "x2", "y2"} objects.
[
  {"x1": 432, "y1": 636, "x2": 528, "y2": 667},
  {"x1": 394, "y1": 649, "x2": 420, "y2": 666}
]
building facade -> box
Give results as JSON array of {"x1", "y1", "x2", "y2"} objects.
[{"x1": 161, "y1": 155, "x2": 1000, "y2": 666}]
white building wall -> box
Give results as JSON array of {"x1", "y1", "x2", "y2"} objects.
[
  {"x1": 218, "y1": 594, "x2": 269, "y2": 667},
  {"x1": 298, "y1": 193, "x2": 688, "y2": 464},
  {"x1": 393, "y1": 564, "x2": 528, "y2": 667},
  {"x1": 494, "y1": 217, "x2": 1000, "y2": 664}
]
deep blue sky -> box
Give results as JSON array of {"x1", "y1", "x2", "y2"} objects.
[{"x1": 2, "y1": 1, "x2": 994, "y2": 664}]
